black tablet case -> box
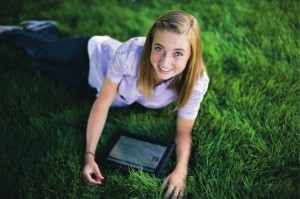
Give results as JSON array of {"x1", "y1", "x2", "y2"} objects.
[{"x1": 100, "y1": 130, "x2": 174, "y2": 177}]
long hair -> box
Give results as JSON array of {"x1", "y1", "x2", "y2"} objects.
[{"x1": 138, "y1": 11, "x2": 206, "y2": 109}]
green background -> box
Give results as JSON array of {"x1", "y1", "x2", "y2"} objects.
[{"x1": 0, "y1": 0, "x2": 299, "y2": 198}]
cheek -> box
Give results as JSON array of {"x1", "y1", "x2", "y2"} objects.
[
  {"x1": 175, "y1": 59, "x2": 189, "y2": 71},
  {"x1": 150, "y1": 52, "x2": 161, "y2": 64}
]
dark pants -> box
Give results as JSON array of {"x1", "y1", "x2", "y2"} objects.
[{"x1": 1, "y1": 25, "x2": 96, "y2": 98}]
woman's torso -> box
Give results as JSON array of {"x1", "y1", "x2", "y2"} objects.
[{"x1": 87, "y1": 36, "x2": 178, "y2": 109}]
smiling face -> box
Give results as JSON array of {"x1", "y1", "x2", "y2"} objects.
[{"x1": 150, "y1": 30, "x2": 191, "y2": 84}]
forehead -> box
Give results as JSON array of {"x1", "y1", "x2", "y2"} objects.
[{"x1": 152, "y1": 30, "x2": 190, "y2": 50}]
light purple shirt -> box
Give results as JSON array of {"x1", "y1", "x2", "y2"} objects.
[{"x1": 88, "y1": 36, "x2": 209, "y2": 119}]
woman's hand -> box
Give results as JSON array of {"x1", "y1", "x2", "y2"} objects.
[
  {"x1": 82, "y1": 154, "x2": 104, "y2": 185},
  {"x1": 83, "y1": 78, "x2": 118, "y2": 185},
  {"x1": 162, "y1": 115, "x2": 194, "y2": 198},
  {"x1": 162, "y1": 168, "x2": 187, "y2": 199}
]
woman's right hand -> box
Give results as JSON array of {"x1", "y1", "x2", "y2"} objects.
[
  {"x1": 83, "y1": 78, "x2": 118, "y2": 185},
  {"x1": 82, "y1": 154, "x2": 104, "y2": 185}
]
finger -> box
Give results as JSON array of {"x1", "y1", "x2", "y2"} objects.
[
  {"x1": 94, "y1": 167, "x2": 104, "y2": 180},
  {"x1": 171, "y1": 187, "x2": 180, "y2": 199},
  {"x1": 178, "y1": 189, "x2": 184, "y2": 199},
  {"x1": 162, "y1": 177, "x2": 169, "y2": 189},
  {"x1": 163, "y1": 184, "x2": 175, "y2": 199},
  {"x1": 85, "y1": 178, "x2": 102, "y2": 186},
  {"x1": 83, "y1": 170, "x2": 102, "y2": 185}
]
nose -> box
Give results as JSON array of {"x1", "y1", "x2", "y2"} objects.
[{"x1": 160, "y1": 53, "x2": 172, "y2": 67}]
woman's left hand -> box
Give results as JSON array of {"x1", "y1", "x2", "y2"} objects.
[{"x1": 162, "y1": 168, "x2": 187, "y2": 199}]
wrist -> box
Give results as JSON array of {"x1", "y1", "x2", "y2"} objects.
[
  {"x1": 84, "y1": 151, "x2": 95, "y2": 163},
  {"x1": 85, "y1": 151, "x2": 95, "y2": 157},
  {"x1": 174, "y1": 163, "x2": 188, "y2": 175}
]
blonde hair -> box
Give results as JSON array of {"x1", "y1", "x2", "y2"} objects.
[{"x1": 138, "y1": 11, "x2": 206, "y2": 109}]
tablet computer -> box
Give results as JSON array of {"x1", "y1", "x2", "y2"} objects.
[{"x1": 101, "y1": 130, "x2": 174, "y2": 177}]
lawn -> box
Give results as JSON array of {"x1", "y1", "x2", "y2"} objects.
[{"x1": 0, "y1": 0, "x2": 299, "y2": 198}]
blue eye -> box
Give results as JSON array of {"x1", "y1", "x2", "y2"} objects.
[
  {"x1": 155, "y1": 47, "x2": 162, "y2": 52},
  {"x1": 175, "y1": 52, "x2": 183, "y2": 56}
]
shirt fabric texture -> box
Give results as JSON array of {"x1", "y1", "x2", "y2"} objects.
[{"x1": 87, "y1": 36, "x2": 209, "y2": 119}]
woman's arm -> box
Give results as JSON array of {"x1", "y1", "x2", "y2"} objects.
[
  {"x1": 83, "y1": 77, "x2": 119, "y2": 184},
  {"x1": 163, "y1": 115, "x2": 195, "y2": 199}
]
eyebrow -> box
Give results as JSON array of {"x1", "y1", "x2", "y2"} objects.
[{"x1": 153, "y1": 43, "x2": 186, "y2": 51}]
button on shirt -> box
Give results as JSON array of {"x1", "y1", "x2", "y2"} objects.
[{"x1": 88, "y1": 36, "x2": 209, "y2": 119}]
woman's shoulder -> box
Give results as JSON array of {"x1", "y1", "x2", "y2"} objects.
[
  {"x1": 194, "y1": 72, "x2": 209, "y2": 93},
  {"x1": 115, "y1": 37, "x2": 146, "y2": 54},
  {"x1": 113, "y1": 37, "x2": 146, "y2": 76},
  {"x1": 88, "y1": 36, "x2": 122, "y2": 58},
  {"x1": 88, "y1": 36, "x2": 145, "y2": 56}
]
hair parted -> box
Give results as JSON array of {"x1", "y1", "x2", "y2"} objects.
[{"x1": 138, "y1": 10, "x2": 206, "y2": 109}]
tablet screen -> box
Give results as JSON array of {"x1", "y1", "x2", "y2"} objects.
[{"x1": 107, "y1": 135, "x2": 168, "y2": 172}]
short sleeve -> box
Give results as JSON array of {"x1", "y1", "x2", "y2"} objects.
[
  {"x1": 106, "y1": 37, "x2": 145, "y2": 84},
  {"x1": 106, "y1": 52, "x2": 126, "y2": 84},
  {"x1": 88, "y1": 36, "x2": 122, "y2": 92},
  {"x1": 178, "y1": 74, "x2": 209, "y2": 120}
]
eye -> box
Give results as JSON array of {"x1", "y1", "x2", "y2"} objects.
[
  {"x1": 175, "y1": 51, "x2": 183, "y2": 56},
  {"x1": 154, "y1": 46, "x2": 162, "y2": 52}
]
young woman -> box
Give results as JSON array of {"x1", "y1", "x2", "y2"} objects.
[{"x1": 0, "y1": 11, "x2": 209, "y2": 199}]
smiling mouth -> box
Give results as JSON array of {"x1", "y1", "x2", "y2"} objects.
[{"x1": 159, "y1": 65, "x2": 173, "y2": 72}]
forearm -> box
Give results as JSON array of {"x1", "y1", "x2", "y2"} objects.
[
  {"x1": 84, "y1": 78, "x2": 118, "y2": 159},
  {"x1": 174, "y1": 115, "x2": 195, "y2": 173},
  {"x1": 174, "y1": 132, "x2": 192, "y2": 173},
  {"x1": 85, "y1": 100, "x2": 109, "y2": 155}
]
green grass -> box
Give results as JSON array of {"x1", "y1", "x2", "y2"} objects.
[{"x1": 0, "y1": 0, "x2": 299, "y2": 198}]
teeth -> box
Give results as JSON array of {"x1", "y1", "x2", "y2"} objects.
[{"x1": 159, "y1": 65, "x2": 172, "y2": 72}]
